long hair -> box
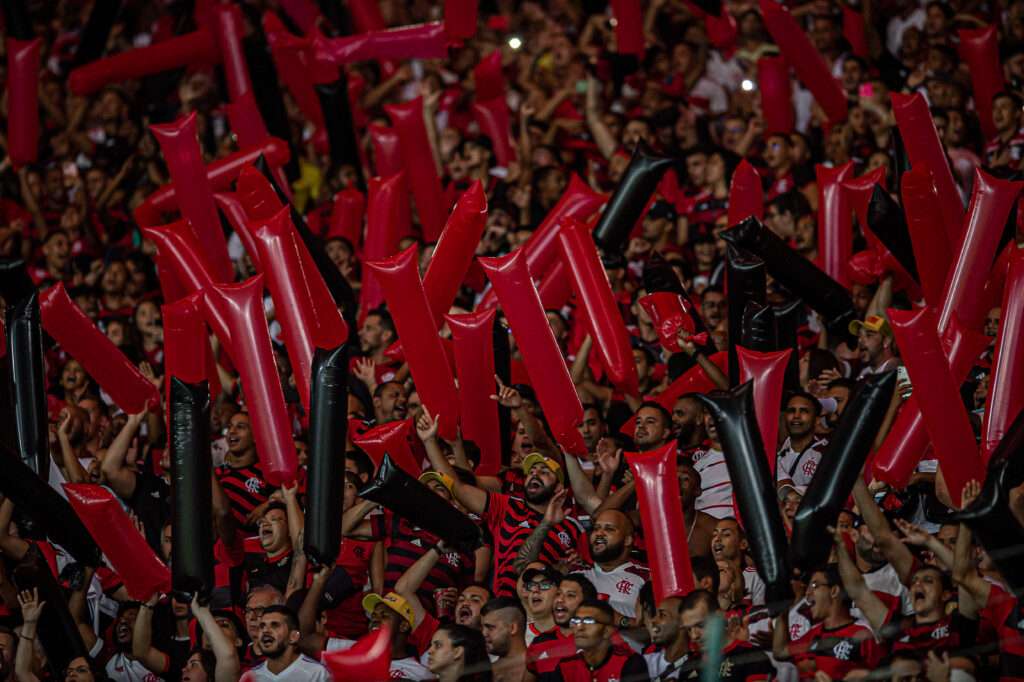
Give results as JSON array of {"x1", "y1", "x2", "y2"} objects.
[{"x1": 438, "y1": 623, "x2": 492, "y2": 682}]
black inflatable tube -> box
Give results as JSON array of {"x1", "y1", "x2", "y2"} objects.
[
  {"x1": 591, "y1": 138, "x2": 673, "y2": 251},
  {"x1": 5, "y1": 293, "x2": 50, "y2": 477},
  {"x1": 726, "y1": 245, "x2": 766, "y2": 385}
]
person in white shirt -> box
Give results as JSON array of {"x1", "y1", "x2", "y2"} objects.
[
  {"x1": 712, "y1": 518, "x2": 766, "y2": 606},
  {"x1": 579, "y1": 510, "x2": 649, "y2": 624},
  {"x1": 243, "y1": 606, "x2": 331, "y2": 681},
  {"x1": 850, "y1": 316, "x2": 901, "y2": 380},
  {"x1": 643, "y1": 595, "x2": 691, "y2": 680},
  {"x1": 776, "y1": 392, "x2": 829, "y2": 488},
  {"x1": 692, "y1": 407, "x2": 733, "y2": 519}
]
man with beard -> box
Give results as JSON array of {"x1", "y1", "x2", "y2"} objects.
[
  {"x1": 481, "y1": 598, "x2": 528, "y2": 682},
  {"x1": 776, "y1": 392, "x2": 829, "y2": 488},
  {"x1": 825, "y1": 379, "x2": 856, "y2": 429},
  {"x1": 371, "y1": 381, "x2": 409, "y2": 426},
  {"x1": 524, "y1": 573, "x2": 598, "y2": 680},
  {"x1": 106, "y1": 604, "x2": 154, "y2": 681},
  {"x1": 243, "y1": 586, "x2": 285, "y2": 663},
  {"x1": 579, "y1": 510, "x2": 649, "y2": 625},
  {"x1": 850, "y1": 316, "x2": 900, "y2": 379},
  {"x1": 215, "y1": 413, "x2": 271, "y2": 530},
  {"x1": 700, "y1": 286, "x2": 727, "y2": 331},
  {"x1": 353, "y1": 309, "x2": 400, "y2": 382},
  {"x1": 691, "y1": 400, "x2": 734, "y2": 519},
  {"x1": 712, "y1": 518, "x2": 765, "y2": 607},
  {"x1": 644, "y1": 595, "x2": 691, "y2": 679},
  {"x1": 633, "y1": 404, "x2": 675, "y2": 453},
  {"x1": 673, "y1": 396, "x2": 707, "y2": 457},
  {"x1": 243, "y1": 606, "x2": 330, "y2": 681}
]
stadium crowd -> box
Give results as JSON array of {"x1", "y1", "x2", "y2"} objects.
[{"x1": 0, "y1": 0, "x2": 1022, "y2": 680}]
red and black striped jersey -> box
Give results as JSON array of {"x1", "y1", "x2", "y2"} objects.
[
  {"x1": 787, "y1": 619, "x2": 872, "y2": 680},
  {"x1": 215, "y1": 461, "x2": 270, "y2": 530},
  {"x1": 981, "y1": 583, "x2": 1024, "y2": 682}
]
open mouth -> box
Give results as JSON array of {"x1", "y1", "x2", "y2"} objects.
[
  {"x1": 554, "y1": 605, "x2": 568, "y2": 619},
  {"x1": 593, "y1": 536, "x2": 607, "y2": 551},
  {"x1": 457, "y1": 607, "x2": 472, "y2": 621},
  {"x1": 712, "y1": 542, "x2": 724, "y2": 556}
]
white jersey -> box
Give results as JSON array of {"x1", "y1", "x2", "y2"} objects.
[
  {"x1": 106, "y1": 653, "x2": 163, "y2": 682},
  {"x1": 859, "y1": 563, "x2": 914, "y2": 621},
  {"x1": 644, "y1": 651, "x2": 690, "y2": 680},
  {"x1": 775, "y1": 437, "x2": 828, "y2": 487},
  {"x1": 581, "y1": 561, "x2": 650, "y2": 619},
  {"x1": 324, "y1": 639, "x2": 435, "y2": 679},
  {"x1": 743, "y1": 565, "x2": 766, "y2": 606},
  {"x1": 692, "y1": 446, "x2": 733, "y2": 518},
  {"x1": 243, "y1": 656, "x2": 331, "y2": 681}
]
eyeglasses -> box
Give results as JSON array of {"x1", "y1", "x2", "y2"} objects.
[
  {"x1": 570, "y1": 617, "x2": 610, "y2": 627},
  {"x1": 256, "y1": 517, "x2": 286, "y2": 529},
  {"x1": 525, "y1": 581, "x2": 554, "y2": 591},
  {"x1": 63, "y1": 666, "x2": 91, "y2": 676},
  {"x1": 243, "y1": 605, "x2": 266, "y2": 618}
]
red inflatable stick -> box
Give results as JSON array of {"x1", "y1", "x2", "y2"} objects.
[
  {"x1": 727, "y1": 160, "x2": 764, "y2": 227},
  {"x1": 369, "y1": 125, "x2": 405, "y2": 180},
  {"x1": 610, "y1": 0, "x2": 644, "y2": 56},
  {"x1": 135, "y1": 138, "x2": 291, "y2": 223},
  {"x1": 63, "y1": 485, "x2": 170, "y2": 601},
  {"x1": 758, "y1": 57, "x2": 793, "y2": 136},
  {"x1": 423, "y1": 181, "x2": 487, "y2": 327},
  {"x1": 627, "y1": 442, "x2": 694, "y2": 602},
  {"x1": 558, "y1": 220, "x2": 639, "y2": 395},
  {"x1": 142, "y1": 221, "x2": 223, "y2": 294},
  {"x1": 40, "y1": 284, "x2": 160, "y2": 414},
  {"x1": 445, "y1": 0, "x2": 478, "y2": 43},
  {"x1": 213, "y1": 193, "x2": 263, "y2": 271},
  {"x1": 891, "y1": 92, "x2": 964, "y2": 251},
  {"x1": 705, "y1": 8, "x2": 738, "y2": 53},
  {"x1": 479, "y1": 249, "x2": 586, "y2": 454},
  {"x1": 816, "y1": 162, "x2": 854, "y2": 289},
  {"x1": 265, "y1": 21, "x2": 324, "y2": 130},
  {"x1": 213, "y1": 4, "x2": 252, "y2": 101},
  {"x1": 327, "y1": 188, "x2": 366, "y2": 245},
  {"x1": 639, "y1": 292, "x2": 693, "y2": 353},
  {"x1": 312, "y1": 22, "x2": 448, "y2": 68},
  {"x1": 366, "y1": 247, "x2": 460, "y2": 438},
  {"x1": 204, "y1": 277, "x2": 296, "y2": 486},
  {"x1": 384, "y1": 97, "x2": 447, "y2": 242},
  {"x1": 536, "y1": 259, "x2": 573, "y2": 311},
  {"x1": 323, "y1": 625, "x2": 392, "y2": 680},
  {"x1": 348, "y1": 0, "x2": 386, "y2": 32},
  {"x1": 841, "y1": 165, "x2": 886, "y2": 249},
  {"x1": 280, "y1": 0, "x2": 319, "y2": 35},
  {"x1": 737, "y1": 346, "x2": 791, "y2": 475},
  {"x1": 6, "y1": 38, "x2": 40, "y2": 170},
  {"x1": 225, "y1": 92, "x2": 270, "y2": 147},
  {"x1": 352, "y1": 421, "x2": 422, "y2": 477},
  {"x1": 67, "y1": 27, "x2": 219, "y2": 96},
  {"x1": 759, "y1": 0, "x2": 846, "y2": 123},
  {"x1": 446, "y1": 310, "x2": 502, "y2": 475},
  {"x1": 871, "y1": 316, "x2": 989, "y2": 488},
  {"x1": 958, "y1": 26, "x2": 1002, "y2": 141},
  {"x1": 473, "y1": 51, "x2": 504, "y2": 101},
  {"x1": 889, "y1": 307, "x2": 983, "y2": 507},
  {"x1": 842, "y1": 6, "x2": 868, "y2": 59},
  {"x1": 156, "y1": 252, "x2": 190, "y2": 305},
  {"x1": 253, "y1": 207, "x2": 350, "y2": 412},
  {"x1": 654, "y1": 351, "x2": 729, "y2": 411},
  {"x1": 162, "y1": 293, "x2": 222, "y2": 405},
  {"x1": 982, "y1": 247, "x2": 1024, "y2": 461},
  {"x1": 901, "y1": 164, "x2": 952, "y2": 307},
  {"x1": 472, "y1": 98, "x2": 516, "y2": 167},
  {"x1": 937, "y1": 168, "x2": 1022, "y2": 334},
  {"x1": 362, "y1": 173, "x2": 410, "y2": 317},
  {"x1": 236, "y1": 164, "x2": 284, "y2": 222}
]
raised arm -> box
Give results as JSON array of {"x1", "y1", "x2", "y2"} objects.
[
  {"x1": 101, "y1": 411, "x2": 147, "y2": 500},
  {"x1": 831, "y1": 524, "x2": 888, "y2": 632},
  {"x1": 491, "y1": 376, "x2": 561, "y2": 464},
  {"x1": 282, "y1": 483, "x2": 307, "y2": 600},
  {"x1": 55, "y1": 411, "x2": 89, "y2": 484},
  {"x1": 417, "y1": 409, "x2": 489, "y2": 516},
  {"x1": 341, "y1": 499, "x2": 377, "y2": 540},
  {"x1": 852, "y1": 478, "x2": 914, "y2": 581},
  {"x1": 14, "y1": 589, "x2": 44, "y2": 682},
  {"x1": 0, "y1": 498, "x2": 30, "y2": 560},
  {"x1": 297, "y1": 565, "x2": 333, "y2": 656},
  {"x1": 951, "y1": 481, "x2": 991, "y2": 608},
  {"x1": 561, "y1": 448, "x2": 603, "y2": 515},
  {"x1": 513, "y1": 488, "x2": 567, "y2": 575},
  {"x1": 584, "y1": 75, "x2": 617, "y2": 160},
  {"x1": 893, "y1": 519, "x2": 954, "y2": 572},
  {"x1": 68, "y1": 565, "x2": 99, "y2": 651},
  {"x1": 394, "y1": 541, "x2": 450, "y2": 630},
  {"x1": 132, "y1": 592, "x2": 171, "y2": 676},
  {"x1": 192, "y1": 597, "x2": 242, "y2": 681}
]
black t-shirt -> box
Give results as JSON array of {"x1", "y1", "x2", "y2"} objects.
[
  {"x1": 126, "y1": 470, "x2": 171, "y2": 555},
  {"x1": 681, "y1": 640, "x2": 773, "y2": 682}
]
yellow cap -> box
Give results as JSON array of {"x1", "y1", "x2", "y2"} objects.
[
  {"x1": 418, "y1": 471, "x2": 455, "y2": 498},
  {"x1": 521, "y1": 452, "x2": 564, "y2": 484},
  {"x1": 849, "y1": 315, "x2": 893, "y2": 338},
  {"x1": 362, "y1": 592, "x2": 415, "y2": 628}
]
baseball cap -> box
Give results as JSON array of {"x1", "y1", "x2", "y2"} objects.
[
  {"x1": 521, "y1": 452, "x2": 564, "y2": 484},
  {"x1": 849, "y1": 315, "x2": 893, "y2": 338},
  {"x1": 777, "y1": 482, "x2": 807, "y2": 501},
  {"x1": 362, "y1": 592, "x2": 415, "y2": 628},
  {"x1": 418, "y1": 471, "x2": 455, "y2": 497},
  {"x1": 522, "y1": 565, "x2": 563, "y2": 586},
  {"x1": 647, "y1": 199, "x2": 677, "y2": 222}
]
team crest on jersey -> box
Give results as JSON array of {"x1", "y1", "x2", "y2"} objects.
[
  {"x1": 833, "y1": 639, "x2": 853, "y2": 661},
  {"x1": 719, "y1": 658, "x2": 734, "y2": 678},
  {"x1": 932, "y1": 624, "x2": 950, "y2": 640},
  {"x1": 801, "y1": 460, "x2": 817, "y2": 476},
  {"x1": 558, "y1": 531, "x2": 571, "y2": 547},
  {"x1": 245, "y1": 477, "x2": 262, "y2": 494},
  {"x1": 616, "y1": 579, "x2": 633, "y2": 595}
]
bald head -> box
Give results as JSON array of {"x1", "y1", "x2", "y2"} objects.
[{"x1": 590, "y1": 510, "x2": 636, "y2": 566}]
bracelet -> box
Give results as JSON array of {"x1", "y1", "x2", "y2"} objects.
[
  {"x1": 18, "y1": 633, "x2": 33, "y2": 641},
  {"x1": 431, "y1": 545, "x2": 444, "y2": 556},
  {"x1": 140, "y1": 603, "x2": 154, "y2": 610}
]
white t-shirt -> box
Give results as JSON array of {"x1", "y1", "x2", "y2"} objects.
[
  {"x1": 324, "y1": 639, "x2": 436, "y2": 679},
  {"x1": 692, "y1": 447, "x2": 733, "y2": 518},
  {"x1": 243, "y1": 655, "x2": 331, "y2": 681},
  {"x1": 858, "y1": 563, "x2": 914, "y2": 622},
  {"x1": 775, "y1": 437, "x2": 829, "y2": 487},
  {"x1": 644, "y1": 651, "x2": 691, "y2": 680},
  {"x1": 580, "y1": 562, "x2": 650, "y2": 619},
  {"x1": 106, "y1": 653, "x2": 163, "y2": 682},
  {"x1": 743, "y1": 565, "x2": 766, "y2": 606}
]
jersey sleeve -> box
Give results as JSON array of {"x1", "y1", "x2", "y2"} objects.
[{"x1": 481, "y1": 491, "x2": 511, "y2": 530}]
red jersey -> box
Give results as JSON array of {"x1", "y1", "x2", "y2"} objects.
[
  {"x1": 981, "y1": 583, "x2": 1024, "y2": 682},
  {"x1": 324, "y1": 536, "x2": 377, "y2": 638},
  {"x1": 788, "y1": 620, "x2": 872, "y2": 680},
  {"x1": 554, "y1": 645, "x2": 649, "y2": 681},
  {"x1": 526, "y1": 628, "x2": 577, "y2": 677}
]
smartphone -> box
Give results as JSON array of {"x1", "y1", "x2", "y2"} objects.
[
  {"x1": 859, "y1": 83, "x2": 874, "y2": 99},
  {"x1": 897, "y1": 365, "x2": 912, "y2": 394},
  {"x1": 575, "y1": 79, "x2": 588, "y2": 94}
]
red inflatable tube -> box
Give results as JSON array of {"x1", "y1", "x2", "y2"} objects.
[
  {"x1": 312, "y1": 22, "x2": 449, "y2": 68},
  {"x1": 871, "y1": 316, "x2": 990, "y2": 487},
  {"x1": 639, "y1": 292, "x2": 694, "y2": 353},
  {"x1": 68, "y1": 27, "x2": 219, "y2": 96},
  {"x1": 280, "y1": 0, "x2": 319, "y2": 34},
  {"x1": 162, "y1": 293, "x2": 222, "y2": 404},
  {"x1": 842, "y1": 6, "x2": 868, "y2": 59},
  {"x1": 705, "y1": 8, "x2": 738, "y2": 52},
  {"x1": 477, "y1": 174, "x2": 606, "y2": 310},
  {"x1": 236, "y1": 164, "x2": 285, "y2": 222},
  {"x1": 352, "y1": 420, "x2": 422, "y2": 477},
  {"x1": 40, "y1": 284, "x2": 160, "y2": 414},
  {"x1": 937, "y1": 169, "x2": 1021, "y2": 334},
  {"x1": 889, "y1": 307, "x2": 984, "y2": 507},
  {"x1": 156, "y1": 251, "x2": 190, "y2": 305},
  {"x1": 266, "y1": 27, "x2": 324, "y2": 129},
  {"x1": 135, "y1": 137, "x2": 291, "y2": 222},
  {"x1": 473, "y1": 51, "x2": 504, "y2": 102},
  {"x1": 369, "y1": 125, "x2": 405, "y2": 178},
  {"x1": 610, "y1": 0, "x2": 645, "y2": 56},
  {"x1": 348, "y1": 0, "x2": 386, "y2": 32},
  {"x1": 327, "y1": 188, "x2": 366, "y2": 245},
  {"x1": 841, "y1": 165, "x2": 885, "y2": 250},
  {"x1": 63, "y1": 485, "x2": 170, "y2": 601},
  {"x1": 472, "y1": 98, "x2": 516, "y2": 167},
  {"x1": 324, "y1": 625, "x2": 391, "y2": 680},
  {"x1": 366, "y1": 247, "x2": 460, "y2": 439},
  {"x1": 737, "y1": 346, "x2": 791, "y2": 475},
  {"x1": 423, "y1": 181, "x2": 487, "y2": 327},
  {"x1": 384, "y1": 97, "x2": 447, "y2": 242},
  {"x1": 982, "y1": 247, "x2": 1024, "y2": 461},
  {"x1": 204, "y1": 276, "x2": 296, "y2": 486},
  {"x1": 958, "y1": 26, "x2": 1001, "y2": 141},
  {"x1": 627, "y1": 442, "x2": 694, "y2": 602},
  {"x1": 362, "y1": 173, "x2": 411, "y2": 318},
  {"x1": 727, "y1": 159, "x2": 764, "y2": 227},
  {"x1": 816, "y1": 162, "x2": 854, "y2": 289},
  {"x1": 759, "y1": 0, "x2": 847, "y2": 123},
  {"x1": 891, "y1": 93, "x2": 964, "y2": 251},
  {"x1": 901, "y1": 164, "x2": 952, "y2": 307},
  {"x1": 479, "y1": 249, "x2": 586, "y2": 455},
  {"x1": 213, "y1": 4, "x2": 252, "y2": 101},
  {"x1": 979, "y1": 243, "x2": 1016, "y2": 332},
  {"x1": 446, "y1": 310, "x2": 503, "y2": 475},
  {"x1": 758, "y1": 57, "x2": 793, "y2": 136},
  {"x1": 6, "y1": 38, "x2": 40, "y2": 171},
  {"x1": 213, "y1": 193, "x2": 263, "y2": 271},
  {"x1": 558, "y1": 220, "x2": 639, "y2": 395},
  {"x1": 654, "y1": 350, "x2": 729, "y2": 411},
  {"x1": 536, "y1": 259, "x2": 573, "y2": 310},
  {"x1": 445, "y1": 0, "x2": 478, "y2": 43},
  {"x1": 253, "y1": 208, "x2": 350, "y2": 412},
  {"x1": 142, "y1": 221, "x2": 223, "y2": 293},
  {"x1": 224, "y1": 92, "x2": 270, "y2": 148}
]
